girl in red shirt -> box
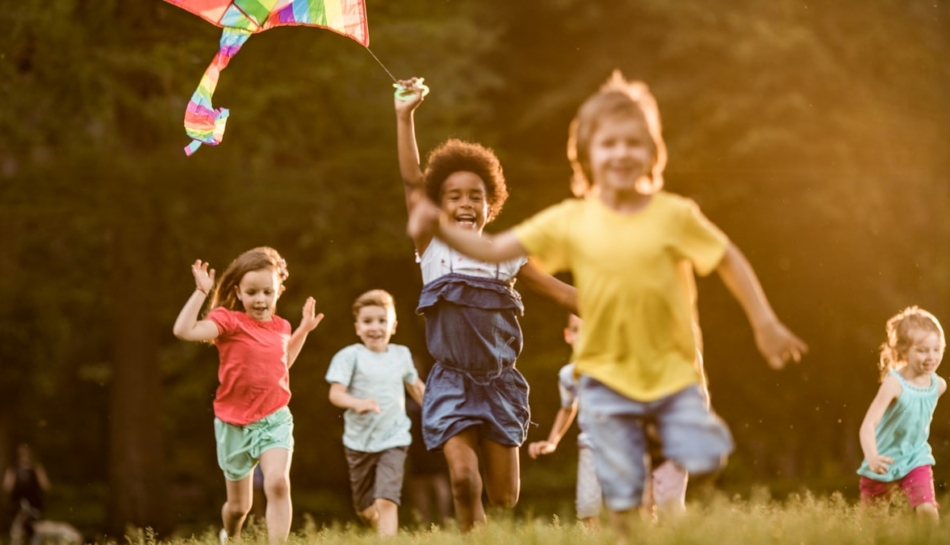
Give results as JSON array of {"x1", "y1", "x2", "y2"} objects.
[{"x1": 173, "y1": 247, "x2": 323, "y2": 544}]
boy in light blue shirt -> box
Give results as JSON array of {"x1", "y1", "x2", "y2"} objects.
[{"x1": 326, "y1": 289, "x2": 426, "y2": 536}]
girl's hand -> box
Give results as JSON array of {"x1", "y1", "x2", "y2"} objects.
[
  {"x1": 754, "y1": 320, "x2": 808, "y2": 370},
  {"x1": 191, "y1": 260, "x2": 215, "y2": 294},
  {"x1": 354, "y1": 398, "x2": 381, "y2": 415},
  {"x1": 299, "y1": 297, "x2": 325, "y2": 333},
  {"x1": 407, "y1": 189, "x2": 442, "y2": 241},
  {"x1": 866, "y1": 454, "x2": 893, "y2": 475},
  {"x1": 394, "y1": 77, "x2": 426, "y2": 116},
  {"x1": 527, "y1": 440, "x2": 556, "y2": 459}
]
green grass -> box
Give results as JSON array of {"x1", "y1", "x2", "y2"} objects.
[{"x1": 122, "y1": 490, "x2": 950, "y2": 545}]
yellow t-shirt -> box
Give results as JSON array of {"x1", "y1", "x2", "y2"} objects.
[{"x1": 513, "y1": 192, "x2": 728, "y2": 402}]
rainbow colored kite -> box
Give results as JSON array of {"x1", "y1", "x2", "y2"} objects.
[{"x1": 165, "y1": 0, "x2": 369, "y2": 155}]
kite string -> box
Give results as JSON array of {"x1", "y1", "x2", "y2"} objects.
[{"x1": 365, "y1": 47, "x2": 398, "y2": 83}]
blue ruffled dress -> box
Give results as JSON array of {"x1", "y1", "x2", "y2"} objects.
[{"x1": 417, "y1": 260, "x2": 530, "y2": 450}]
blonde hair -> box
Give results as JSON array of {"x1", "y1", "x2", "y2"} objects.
[
  {"x1": 352, "y1": 289, "x2": 396, "y2": 318},
  {"x1": 567, "y1": 70, "x2": 667, "y2": 198},
  {"x1": 878, "y1": 306, "x2": 945, "y2": 381},
  {"x1": 210, "y1": 247, "x2": 288, "y2": 311}
]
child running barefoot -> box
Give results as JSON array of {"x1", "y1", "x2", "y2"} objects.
[
  {"x1": 858, "y1": 306, "x2": 946, "y2": 522},
  {"x1": 408, "y1": 71, "x2": 807, "y2": 543},
  {"x1": 528, "y1": 314, "x2": 689, "y2": 528},
  {"x1": 325, "y1": 289, "x2": 426, "y2": 536},
  {"x1": 394, "y1": 78, "x2": 577, "y2": 532},
  {"x1": 172, "y1": 247, "x2": 323, "y2": 544}
]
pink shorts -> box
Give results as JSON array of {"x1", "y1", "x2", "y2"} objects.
[{"x1": 859, "y1": 465, "x2": 937, "y2": 508}]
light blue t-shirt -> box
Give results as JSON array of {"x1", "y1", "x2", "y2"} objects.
[
  {"x1": 857, "y1": 370, "x2": 939, "y2": 482},
  {"x1": 558, "y1": 363, "x2": 592, "y2": 449},
  {"x1": 325, "y1": 343, "x2": 419, "y2": 453}
]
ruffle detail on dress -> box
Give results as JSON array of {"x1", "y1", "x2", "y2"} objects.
[{"x1": 417, "y1": 273, "x2": 524, "y2": 314}]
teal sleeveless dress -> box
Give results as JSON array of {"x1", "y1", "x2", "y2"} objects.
[{"x1": 857, "y1": 370, "x2": 939, "y2": 482}]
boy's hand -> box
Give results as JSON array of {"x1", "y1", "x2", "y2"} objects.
[
  {"x1": 354, "y1": 398, "x2": 381, "y2": 415},
  {"x1": 866, "y1": 454, "x2": 893, "y2": 475},
  {"x1": 527, "y1": 440, "x2": 557, "y2": 459},
  {"x1": 754, "y1": 319, "x2": 808, "y2": 370},
  {"x1": 394, "y1": 77, "x2": 427, "y2": 116},
  {"x1": 407, "y1": 189, "x2": 442, "y2": 241},
  {"x1": 299, "y1": 297, "x2": 324, "y2": 333},
  {"x1": 191, "y1": 260, "x2": 215, "y2": 294}
]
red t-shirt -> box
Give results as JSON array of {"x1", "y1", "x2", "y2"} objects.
[{"x1": 208, "y1": 307, "x2": 292, "y2": 425}]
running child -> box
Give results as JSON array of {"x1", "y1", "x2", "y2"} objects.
[
  {"x1": 528, "y1": 314, "x2": 689, "y2": 528},
  {"x1": 172, "y1": 247, "x2": 323, "y2": 544},
  {"x1": 394, "y1": 78, "x2": 577, "y2": 532},
  {"x1": 325, "y1": 289, "x2": 426, "y2": 536},
  {"x1": 858, "y1": 306, "x2": 946, "y2": 521},
  {"x1": 407, "y1": 71, "x2": 807, "y2": 542}
]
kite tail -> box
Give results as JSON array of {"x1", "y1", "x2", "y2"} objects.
[{"x1": 183, "y1": 28, "x2": 252, "y2": 156}]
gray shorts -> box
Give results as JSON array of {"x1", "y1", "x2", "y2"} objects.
[{"x1": 344, "y1": 446, "x2": 408, "y2": 512}]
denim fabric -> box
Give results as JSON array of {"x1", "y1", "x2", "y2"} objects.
[
  {"x1": 578, "y1": 377, "x2": 732, "y2": 511},
  {"x1": 418, "y1": 273, "x2": 530, "y2": 449}
]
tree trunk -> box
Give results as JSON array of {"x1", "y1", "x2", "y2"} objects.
[{"x1": 107, "y1": 222, "x2": 169, "y2": 536}]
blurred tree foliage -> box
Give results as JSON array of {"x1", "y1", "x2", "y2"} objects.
[{"x1": 0, "y1": 0, "x2": 947, "y2": 536}]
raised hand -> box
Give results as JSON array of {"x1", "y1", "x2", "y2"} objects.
[
  {"x1": 394, "y1": 77, "x2": 427, "y2": 115},
  {"x1": 754, "y1": 320, "x2": 808, "y2": 370},
  {"x1": 191, "y1": 260, "x2": 215, "y2": 294},
  {"x1": 299, "y1": 297, "x2": 324, "y2": 333}
]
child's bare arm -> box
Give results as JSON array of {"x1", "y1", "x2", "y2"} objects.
[
  {"x1": 328, "y1": 383, "x2": 381, "y2": 414},
  {"x1": 859, "y1": 376, "x2": 901, "y2": 474},
  {"x1": 517, "y1": 259, "x2": 578, "y2": 314},
  {"x1": 715, "y1": 244, "x2": 808, "y2": 369},
  {"x1": 408, "y1": 205, "x2": 528, "y2": 263},
  {"x1": 406, "y1": 378, "x2": 425, "y2": 406},
  {"x1": 394, "y1": 78, "x2": 429, "y2": 250},
  {"x1": 287, "y1": 297, "x2": 324, "y2": 368},
  {"x1": 528, "y1": 405, "x2": 578, "y2": 459},
  {"x1": 172, "y1": 260, "x2": 221, "y2": 342}
]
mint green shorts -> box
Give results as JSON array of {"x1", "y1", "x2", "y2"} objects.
[{"x1": 214, "y1": 407, "x2": 295, "y2": 481}]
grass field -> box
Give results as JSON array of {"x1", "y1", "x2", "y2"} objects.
[{"x1": 122, "y1": 490, "x2": 950, "y2": 545}]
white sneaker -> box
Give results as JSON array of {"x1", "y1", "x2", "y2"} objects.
[{"x1": 219, "y1": 529, "x2": 228, "y2": 544}]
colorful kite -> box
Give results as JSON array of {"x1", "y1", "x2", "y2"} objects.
[{"x1": 165, "y1": 0, "x2": 370, "y2": 155}]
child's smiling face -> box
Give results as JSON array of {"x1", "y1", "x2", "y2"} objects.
[
  {"x1": 903, "y1": 329, "x2": 944, "y2": 377},
  {"x1": 236, "y1": 268, "x2": 282, "y2": 321},
  {"x1": 440, "y1": 171, "x2": 489, "y2": 233},
  {"x1": 588, "y1": 113, "x2": 654, "y2": 197},
  {"x1": 355, "y1": 304, "x2": 397, "y2": 353}
]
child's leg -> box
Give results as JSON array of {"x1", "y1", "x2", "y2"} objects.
[
  {"x1": 575, "y1": 445, "x2": 602, "y2": 529},
  {"x1": 374, "y1": 499, "x2": 399, "y2": 535},
  {"x1": 481, "y1": 439, "x2": 520, "y2": 509},
  {"x1": 259, "y1": 447, "x2": 293, "y2": 544},
  {"x1": 899, "y1": 466, "x2": 939, "y2": 522},
  {"x1": 651, "y1": 459, "x2": 687, "y2": 518},
  {"x1": 442, "y1": 428, "x2": 486, "y2": 532},
  {"x1": 222, "y1": 474, "x2": 254, "y2": 539}
]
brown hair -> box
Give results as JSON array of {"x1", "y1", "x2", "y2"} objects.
[
  {"x1": 352, "y1": 289, "x2": 396, "y2": 319},
  {"x1": 878, "y1": 306, "x2": 945, "y2": 381},
  {"x1": 423, "y1": 139, "x2": 509, "y2": 223},
  {"x1": 209, "y1": 247, "x2": 288, "y2": 311},
  {"x1": 567, "y1": 70, "x2": 667, "y2": 197}
]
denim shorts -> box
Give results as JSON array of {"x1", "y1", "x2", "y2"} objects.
[
  {"x1": 577, "y1": 377, "x2": 732, "y2": 511},
  {"x1": 214, "y1": 406, "x2": 294, "y2": 481}
]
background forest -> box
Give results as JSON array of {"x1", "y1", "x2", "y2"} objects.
[{"x1": 1, "y1": 0, "x2": 949, "y2": 538}]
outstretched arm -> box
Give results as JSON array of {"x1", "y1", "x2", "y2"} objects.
[
  {"x1": 517, "y1": 259, "x2": 578, "y2": 314},
  {"x1": 716, "y1": 244, "x2": 808, "y2": 369},
  {"x1": 287, "y1": 297, "x2": 324, "y2": 368},
  {"x1": 172, "y1": 260, "x2": 221, "y2": 342},
  {"x1": 528, "y1": 405, "x2": 578, "y2": 459},
  {"x1": 408, "y1": 197, "x2": 529, "y2": 263},
  {"x1": 394, "y1": 78, "x2": 431, "y2": 252},
  {"x1": 328, "y1": 383, "x2": 381, "y2": 414},
  {"x1": 859, "y1": 376, "x2": 900, "y2": 474}
]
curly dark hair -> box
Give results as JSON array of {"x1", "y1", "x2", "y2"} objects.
[{"x1": 423, "y1": 139, "x2": 509, "y2": 222}]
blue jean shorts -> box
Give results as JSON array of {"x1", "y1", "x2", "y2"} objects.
[{"x1": 577, "y1": 377, "x2": 733, "y2": 511}]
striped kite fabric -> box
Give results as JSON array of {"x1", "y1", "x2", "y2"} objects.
[{"x1": 165, "y1": 0, "x2": 369, "y2": 155}]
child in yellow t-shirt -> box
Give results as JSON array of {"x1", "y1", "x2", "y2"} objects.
[{"x1": 407, "y1": 71, "x2": 807, "y2": 542}]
